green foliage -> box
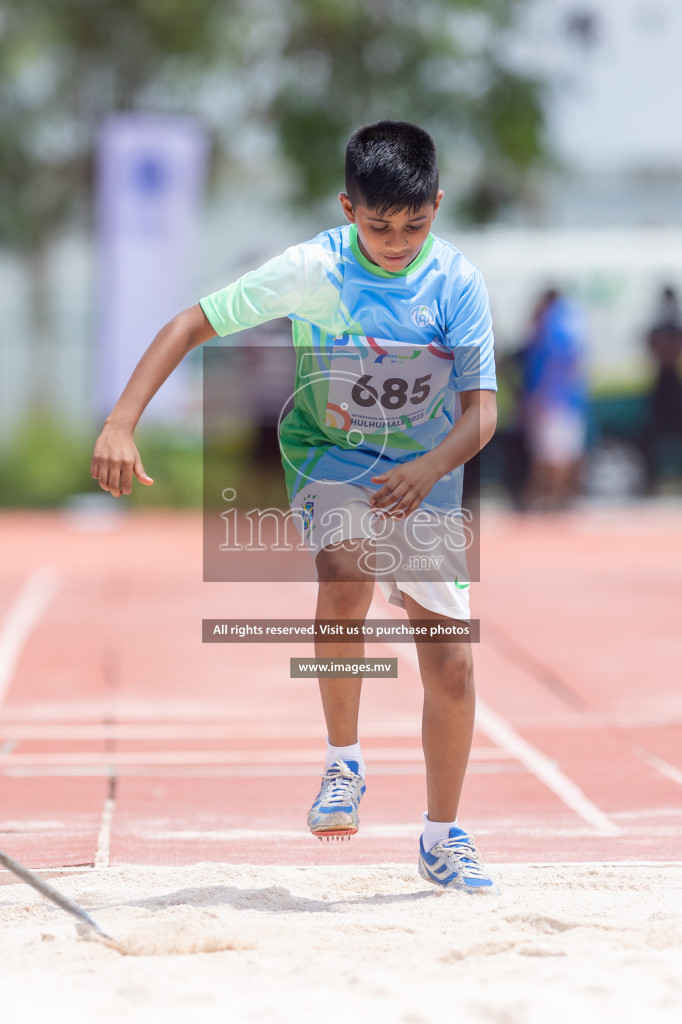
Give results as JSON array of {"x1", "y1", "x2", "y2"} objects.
[
  {"x1": 0, "y1": 0, "x2": 552, "y2": 258},
  {"x1": 0, "y1": 416, "x2": 292, "y2": 508},
  {"x1": 0, "y1": 416, "x2": 204, "y2": 507},
  {"x1": 0, "y1": 416, "x2": 93, "y2": 507},
  {"x1": 126, "y1": 430, "x2": 204, "y2": 508},
  {"x1": 272, "y1": 0, "x2": 550, "y2": 219},
  {"x1": 203, "y1": 430, "x2": 290, "y2": 511},
  {"x1": 0, "y1": 0, "x2": 238, "y2": 252}
]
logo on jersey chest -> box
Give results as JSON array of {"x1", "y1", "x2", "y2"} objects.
[{"x1": 410, "y1": 304, "x2": 437, "y2": 328}]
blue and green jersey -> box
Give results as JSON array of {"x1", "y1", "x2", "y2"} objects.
[{"x1": 200, "y1": 223, "x2": 496, "y2": 512}]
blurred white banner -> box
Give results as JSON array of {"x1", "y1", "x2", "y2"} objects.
[{"x1": 95, "y1": 114, "x2": 208, "y2": 420}]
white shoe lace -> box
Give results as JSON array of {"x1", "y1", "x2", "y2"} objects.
[
  {"x1": 434, "y1": 834, "x2": 488, "y2": 879},
  {"x1": 320, "y1": 760, "x2": 363, "y2": 806}
]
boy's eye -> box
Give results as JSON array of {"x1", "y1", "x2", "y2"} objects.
[{"x1": 370, "y1": 224, "x2": 421, "y2": 234}]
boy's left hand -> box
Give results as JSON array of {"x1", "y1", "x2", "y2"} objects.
[{"x1": 369, "y1": 456, "x2": 441, "y2": 517}]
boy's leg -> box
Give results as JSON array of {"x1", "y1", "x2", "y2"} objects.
[
  {"x1": 314, "y1": 540, "x2": 375, "y2": 746},
  {"x1": 402, "y1": 591, "x2": 498, "y2": 892},
  {"x1": 401, "y1": 593, "x2": 474, "y2": 823},
  {"x1": 307, "y1": 540, "x2": 374, "y2": 839},
  {"x1": 289, "y1": 482, "x2": 379, "y2": 838}
]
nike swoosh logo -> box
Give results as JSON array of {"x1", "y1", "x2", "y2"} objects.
[{"x1": 454, "y1": 578, "x2": 470, "y2": 590}]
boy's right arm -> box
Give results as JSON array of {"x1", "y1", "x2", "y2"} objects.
[
  {"x1": 91, "y1": 303, "x2": 216, "y2": 498},
  {"x1": 93, "y1": 242, "x2": 312, "y2": 497}
]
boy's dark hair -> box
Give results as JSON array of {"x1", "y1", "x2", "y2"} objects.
[{"x1": 345, "y1": 120, "x2": 439, "y2": 215}]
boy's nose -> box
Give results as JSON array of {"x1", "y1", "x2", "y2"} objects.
[{"x1": 386, "y1": 236, "x2": 409, "y2": 254}]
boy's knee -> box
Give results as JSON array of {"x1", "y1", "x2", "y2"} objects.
[
  {"x1": 419, "y1": 641, "x2": 473, "y2": 698},
  {"x1": 316, "y1": 541, "x2": 374, "y2": 586},
  {"x1": 318, "y1": 580, "x2": 374, "y2": 619},
  {"x1": 316, "y1": 544, "x2": 374, "y2": 618}
]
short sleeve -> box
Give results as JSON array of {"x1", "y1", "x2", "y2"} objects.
[
  {"x1": 446, "y1": 268, "x2": 497, "y2": 392},
  {"x1": 200, "y1": 244, "x2": 310, "y2": 337}
]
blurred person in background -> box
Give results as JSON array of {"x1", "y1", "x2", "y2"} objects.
[
  {"x1": 521, "y1": 288, "x2": 588, "y2": 512},
  {"x1": 496, "y1": 342, "x2": 532, "y2": 510},
  {"x1": 641, "y1": 285, "x2": 682, "y2": 492}
]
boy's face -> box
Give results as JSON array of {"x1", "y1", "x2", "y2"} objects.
[{"x1": 339, "y1": 190, "x2": 444, "y2": 273}]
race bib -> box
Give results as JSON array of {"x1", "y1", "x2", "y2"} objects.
[{"x1": 325, "y1": 336, "x2": 453, "y2": 434}]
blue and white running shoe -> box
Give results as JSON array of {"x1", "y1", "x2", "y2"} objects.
[
  {"x1": 307, "y1": 759, "x2": 366, "y2": 840},
  {"x1": 418, "y1": 826, "x2": 500, "y2": 894}
]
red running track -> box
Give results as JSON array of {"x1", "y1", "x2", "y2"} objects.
[{"x1": 0, "y1": 505, "x2": 680, "y2": 870}]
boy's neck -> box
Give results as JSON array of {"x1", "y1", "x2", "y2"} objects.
[{"x1": 348, "y1": 223, "x2": 434, "y2": 278}]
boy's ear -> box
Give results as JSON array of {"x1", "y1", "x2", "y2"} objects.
[
  {"x1": 339, "y1": 192, "x2": 356, "y2": 223},
  {"x1": 433, "y1": 190, "x2": 445, "y2": 216}
]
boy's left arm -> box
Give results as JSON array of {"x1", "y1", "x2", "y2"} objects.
[{"x1": 369, "y1": 388, "x2": 497, "y2": 517}]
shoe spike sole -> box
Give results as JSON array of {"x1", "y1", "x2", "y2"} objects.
[{"x1": 311, "y1": 829, "x2": 357, "y2": 841}]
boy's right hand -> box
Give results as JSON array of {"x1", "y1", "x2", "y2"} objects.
[{"x1": 91, "y1": 425, "x2": 154, "y2": 498}]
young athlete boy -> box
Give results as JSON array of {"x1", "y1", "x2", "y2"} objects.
[{"x1": 92, "y1": 120, "x2": 499, "y2": 893}]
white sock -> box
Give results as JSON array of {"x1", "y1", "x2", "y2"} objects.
[
  {"x1": 422, "y1": 812, "x2": 458, "y2": 851},
  {"x1": 326, "y1": 740, "x2": 365, "y2": 779}
]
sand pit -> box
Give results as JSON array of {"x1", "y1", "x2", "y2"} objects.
[{"x1": 0, "y1": 861, "x2": 680, "y2": 1023}]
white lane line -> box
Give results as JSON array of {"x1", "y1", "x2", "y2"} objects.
[
  {"x1": 0, "y1": 762, "x2": 525, "y2": 779},
  {"x1": 0, "y1": 709, "x2": 428, "y2": 734},
  {"x1": 152, "y1": 825, "x2": 422, "y2": 842},
  {"x1": 387, "y1": 641, "x2": 621, "y2": 836},
  {"x1": 94, "y1": 795, "x2": 116, "y2": 869},
  {"x1": 3, "y1": 860, "x2": 680, "y2": 878},
  {"x1": 634, "y1": 747, "x2": 682, "y2": 786},
  {"x1": 495, "y1": 712, "x2": 682, "y2": 730},
  {"x1": 474, "y1": 699, "x2": 621, "y2": 835},
  {"x1": 123, "y1": 826, "x2": 646, "y2": 845},
  {"x1": 5, "y1": 710, "x2": 682, "y2": 731},
  {"x1": 0, "y1": 746, "x2": 512, "y2": 767},
  {"x1": 0, "y1": 568, "x2": 61, "y2": 710},
  {"x1": 0, "y1": 726, "x2": 505, "y2": 746}
]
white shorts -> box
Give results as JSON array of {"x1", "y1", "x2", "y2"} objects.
[
  {"x1": 290, "y1": 480, "x2": 471, "y2": 621},
  {"x1": 527, "y1": 407, "x2": 586, "y2": 464}
]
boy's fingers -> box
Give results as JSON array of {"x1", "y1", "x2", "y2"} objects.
[
  {"x1": 370, "y1": 479, "x2": 398, "y2": 506},
  {"x1": 372, "y1": 479, "x2": 410, "y2": 510},
  {"x1": 90, "y1": 442, "x2": 153, "y2": 497},
  {"x1": 107, "y1": 468, "x2": 123, "y2": 497},
  {"x1": 107, "y1": 457, "x2": 125, "y2": 496},
  {"x1": 91, "y1": 458, "x2": 152, "y2": 496},
  {"x1": 369, "y1": 475, "x2": 391, "y2": 501},
  {"x1": 119, "y1": 460, "x2": 134, "y2": 496},
  {"x1": 374, "y1": 480, "x2": 424, "y2": 517},
  {"x1": 134, "y1": 458, "x2": 154, "y2": 485},
  {"x1": 93, "y1": 459, "x2": 121, "y2": 497},
  {"x1": 384, "y1": 491, "x2": 413, "y2": 517},
  {"x1": 95, "y1": 465, "x2": 110, "y2": 493},
  {"x1": 371, "y1": 489, "x2": 397, "y2": 509}
]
